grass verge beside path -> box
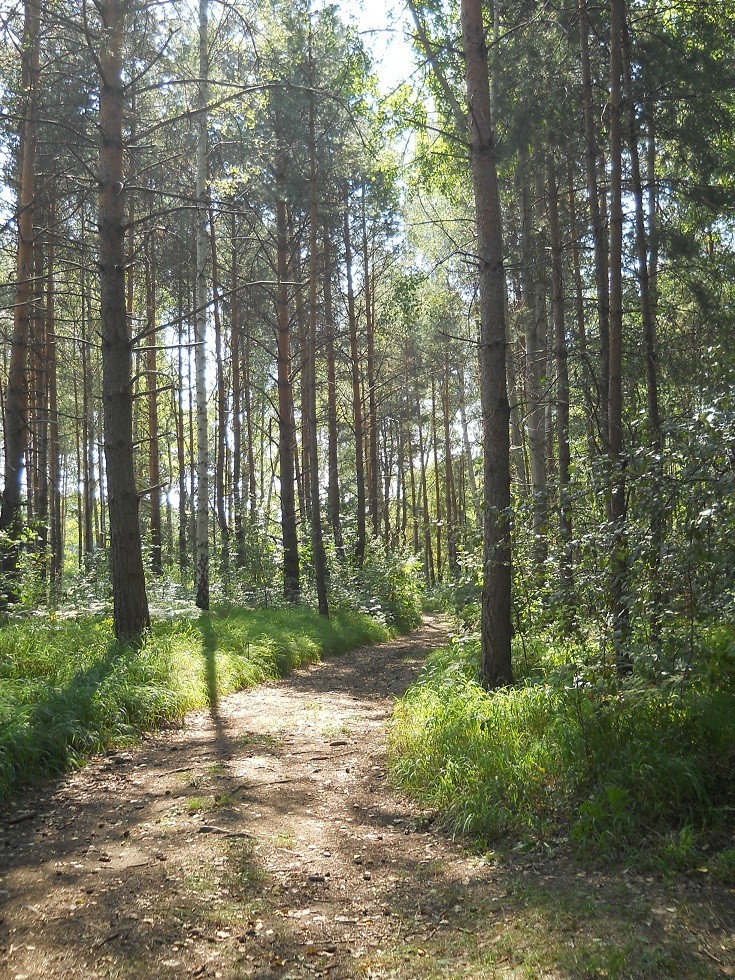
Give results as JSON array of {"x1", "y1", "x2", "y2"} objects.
[
  {"x1": 0, "y1": 606, "x2": 388, "y2": 803},
  {"x1": 388, "y1": 634, "x2": 735, "y2": 877}
]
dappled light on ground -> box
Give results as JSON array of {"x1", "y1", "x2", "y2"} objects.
[{"x1": 1, "y1": 616, "x2": 733, "y2": 978}]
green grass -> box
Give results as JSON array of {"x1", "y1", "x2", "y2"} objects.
[
  {"x1": 0, "y1": 605, "x2": 388, "y2": 802},
  {"x1": 388, "y1": 631, "x2": 735, "y2": 860}
]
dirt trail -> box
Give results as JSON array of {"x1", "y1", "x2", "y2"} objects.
[
  {"x1": 2, "y1": 615, "x2": 734, "y2": 980},
  {"x1": 0, "y1": 615, "x2": 466, "y2": 978}
]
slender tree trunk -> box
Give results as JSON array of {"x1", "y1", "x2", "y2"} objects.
[
  {"x1": 31, "y1": 233, "x2": 48, "y2": 562},
  {"x1": 194, "y1": 0, "x2": 210, "y2": 609},
  {"x1": 567, "y1": 154, "x2": 600, "y2": 457},
  {"x1": 362, "y1": 191, "x2": 379, "y2": 539},
  {"x1": 461, "y1": 0, "x2": 513, "y2": 687},
  {"x1": 294, "y1": 246, "x2": 310, "y2": 524},
  {"x1": 622, "y1": 23, "x2": 660, "y2": 448},
  {"x1": 344, "y1": 188, "x2": 366, "y2": 565},
  {"x1": 609, "y1": 0, "x2": 629, "y2": 665},
  {"x1": 209, "y1": 205, "x2": 229, "y2": 567},
  {"x1": 276, "y1": 157, "x2": 300, "y2": 601},
  {"x1": 579, "y1": 0, "x2": 610, "y2": 452},
  {"x1": 73, "y1": 374, "x2": 83, "y2": 569},
  {"x1": 431, "y1": 375, "x2": 442, "y2": 582},
  {"x1": 46, "y1": 202, "x2": 62, "y2": 591},
  {"x1": 176, "y1": 280, "x2": 188, "y2": 575},
  {"x1": 415, "y1": 384, "x2": 434, "y2": 586},
  {"x1": 307, "y1": 58, "x2": 329, "y2": 617},
  {"x1": 457, "y1": 363, "x2": 480, "y2": 522},
  {"x1": 323, "y1": 225, "x2": 344, "y2": 559},
  {"x1": 230, "y1": 225, "x2": 244, "y2": 563},
  {"x1": 443, "y1": 352, "x2": 458, "y2": 577},
  {"x1": 520, "y1": 166, "x2": 548, "y2": 571},
  {"x1": 81, "y1": 306, "x2": 94, "y2": 558},
  {"x1": 407, "y1": 421, "x2": 419, "y2": 556},
  {"x1": 145, "y1": 242, "x2": 162, "y2": 575},
  {"x1": 98, "y1": 0, "x2": 149, "y2": 642},
  {"x1": 1, "y1": 0, "x2": 40, "y2": 599},
  {"x1": 547, "y1": 153, "x2": 574, "y2": 606},
  {"x1": 244, "y1": 309, "x2": 257, "y2": 524}
]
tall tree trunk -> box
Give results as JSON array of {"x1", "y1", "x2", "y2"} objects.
[
  {"x1": 344, "y1": 188, "x2": 366, "y2": 565},
  {"x1": 609, "y1": 0, "x2": 629, "y2": 665},
  {"x1": 230, "y1": 223, "x2": 244, "y2": 563},
  {"x1": 547, "y1": 153, "x2": 574, "y2": 606},
  {"x1": 461, "y1": 0, "x2": 513, "y2": 687},
  {"x1": 457, "y1": 363, "x2": 480, "y2": 522},
  {"x1": 567, "y1": 153, "x2": 600, "y2": 457},
  {"x1": 209, "y1": 205, "x2": 229, "y2": 567},
  {"x1": 443, "y1": 352, "x2": 458, "y2": 577},
  {"x1": 323, "y1": 225, "x2": 344, "y2": 559},
  {"x1": 307, "y1": 55, "x2": 329, "y2": 617},
  {"x1": 98, "y1": 0, "x2": 150, "y2": 642},
  {"x1": 244, "y1": 305, "x2": 257, "y2": 524},
  {"x1": 276, "y1": 158, "x2": 300, "y2": 601},
  {"x1": 579, "y1": 0, "x2": 610, "y2": 452},
  {"x1": 362, "y1": 191, "x2": 379, "y2": 539},
  {"x1": 431, "y1": 375, "x2": 442, "y2": 582},
  {"x1": 31, "y1": 233, "x2": 48, "y2": 561},
  {"x1": 176, "y1": 280, "x2": 188, "y2": 575},
  {"x1": 145, "y1": 241, "x2": 162, "y2": 575},
  {"x1": 46, "y1": 201, "x2": 63, "y2": 591},
  {"x1": 415, "y1": 386, "x2": 434, "y2": 587},
  {"x1": 622, "y1": 22, "x2": 660, "y2": 448},
  {"x1": 520, "y1": 165, "x2": 548, "y2": 571},
  {"x1": 1, "y1": 0, "x2": 40, "y2": 600},
  {"x1": 81, "y1": 304, "x2": 94, "y2": 558},
  {"x1": 294, "y1": 246, "x2": 310, "y2": 524},
  {"x1": 194, "y1": 0, "x2": 210, "y2": 610},
  {"x1": 73, "y1": 373, "x2": 83, "y2": 568}
]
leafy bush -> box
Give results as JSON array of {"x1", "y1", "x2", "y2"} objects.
[{"x1": 329, "y1": 537, "x2": 422, "y2": 631}]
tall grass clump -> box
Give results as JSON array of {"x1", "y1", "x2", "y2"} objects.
[
  {"x1": 388, "y1": 632, "x2": 735, "y2": 855},
  {"x1": 0, "y1": 606, "x2": 388, "y2": 803}
]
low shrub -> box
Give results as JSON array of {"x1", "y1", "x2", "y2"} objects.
[{"x1": 388, "y1": 631, "x2": 735, "y2": 861}]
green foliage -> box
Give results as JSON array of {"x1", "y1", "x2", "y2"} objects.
[
  {"x1": 389, "y1": 631, "x2": 735, "y2": 863},
  {"x1": 329, "y1": 538, "x2": 423, "y2": 632},
  {"x1": 0, "y1": 606, "x2": 388, "y2": 802}
]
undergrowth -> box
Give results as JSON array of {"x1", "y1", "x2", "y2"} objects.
[
  {"x1": 388, "y1": 627, "x2": 735, "y2": 870},
  {"x1": 0, "y1": 606, "x2": 388, "y2": 803}
]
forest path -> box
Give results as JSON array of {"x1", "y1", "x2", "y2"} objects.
[{"x1": 1, "y1": 615, "x2": 733, "y2": 979}]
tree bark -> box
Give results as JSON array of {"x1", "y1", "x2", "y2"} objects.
[
  {"x1": 322, "y1": 225, "x2": 344, "y2": 560},
  {"x1": 46, "y1": 199, "x2": 62, "y2": 592},
  {"x1": 519, "y1": 165, "x2": 548, "y2": 571},
  {"x1": 194, "y1": 0, "x2": 210, "y2": 610},
  {"x1": 1, "y1": 0, "x2": 40, "y2": 601},
  {"x1": 276, "y1": 157, "x2": 300, "y2": 601},
  {"x1": 98, "y1": 0, "x2": 150, "y2": 642},
  {"x1": 344, "y1": 187, "x2": 366, "y2": 565},
  {"x1": 209, "y1": 205, "x2": 229, "y2": 567},
  {"x1": 362, "y1": 191, "x2": 379, "y2": 539},
  {"x1": 609, "y1": 0, "x2": 629, "y2": 665},
  {"x1": 431, "y1": 375, "x2": 442, "y2": 582},
  {"x1": 461, "y1": 0, "x2": 513, "y2": 688},
  {"x1": 145, "y1": 240, "x2": 162, "y2": 575},
  {"x1": 307, "y1": 55, "x2": 329, "y2": 617},
  {"x1": 547, "y1": 153, "x2": 574, "y2": 605},
  {"x1": 579, "y1": 0, "x2": 610, "y2": 452}
]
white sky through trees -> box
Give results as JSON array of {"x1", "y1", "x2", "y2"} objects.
[{"x1": 334, "y1": 0, "x2": 416, "y2": 93}]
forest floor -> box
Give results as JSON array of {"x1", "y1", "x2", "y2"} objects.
[{"x1": 1, "y1": 615, "x2": 734, "y2": 979}]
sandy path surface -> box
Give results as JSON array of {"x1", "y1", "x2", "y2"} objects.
[{"x1": 0, "y1": 615, "x2": 486, "y2": 979}]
